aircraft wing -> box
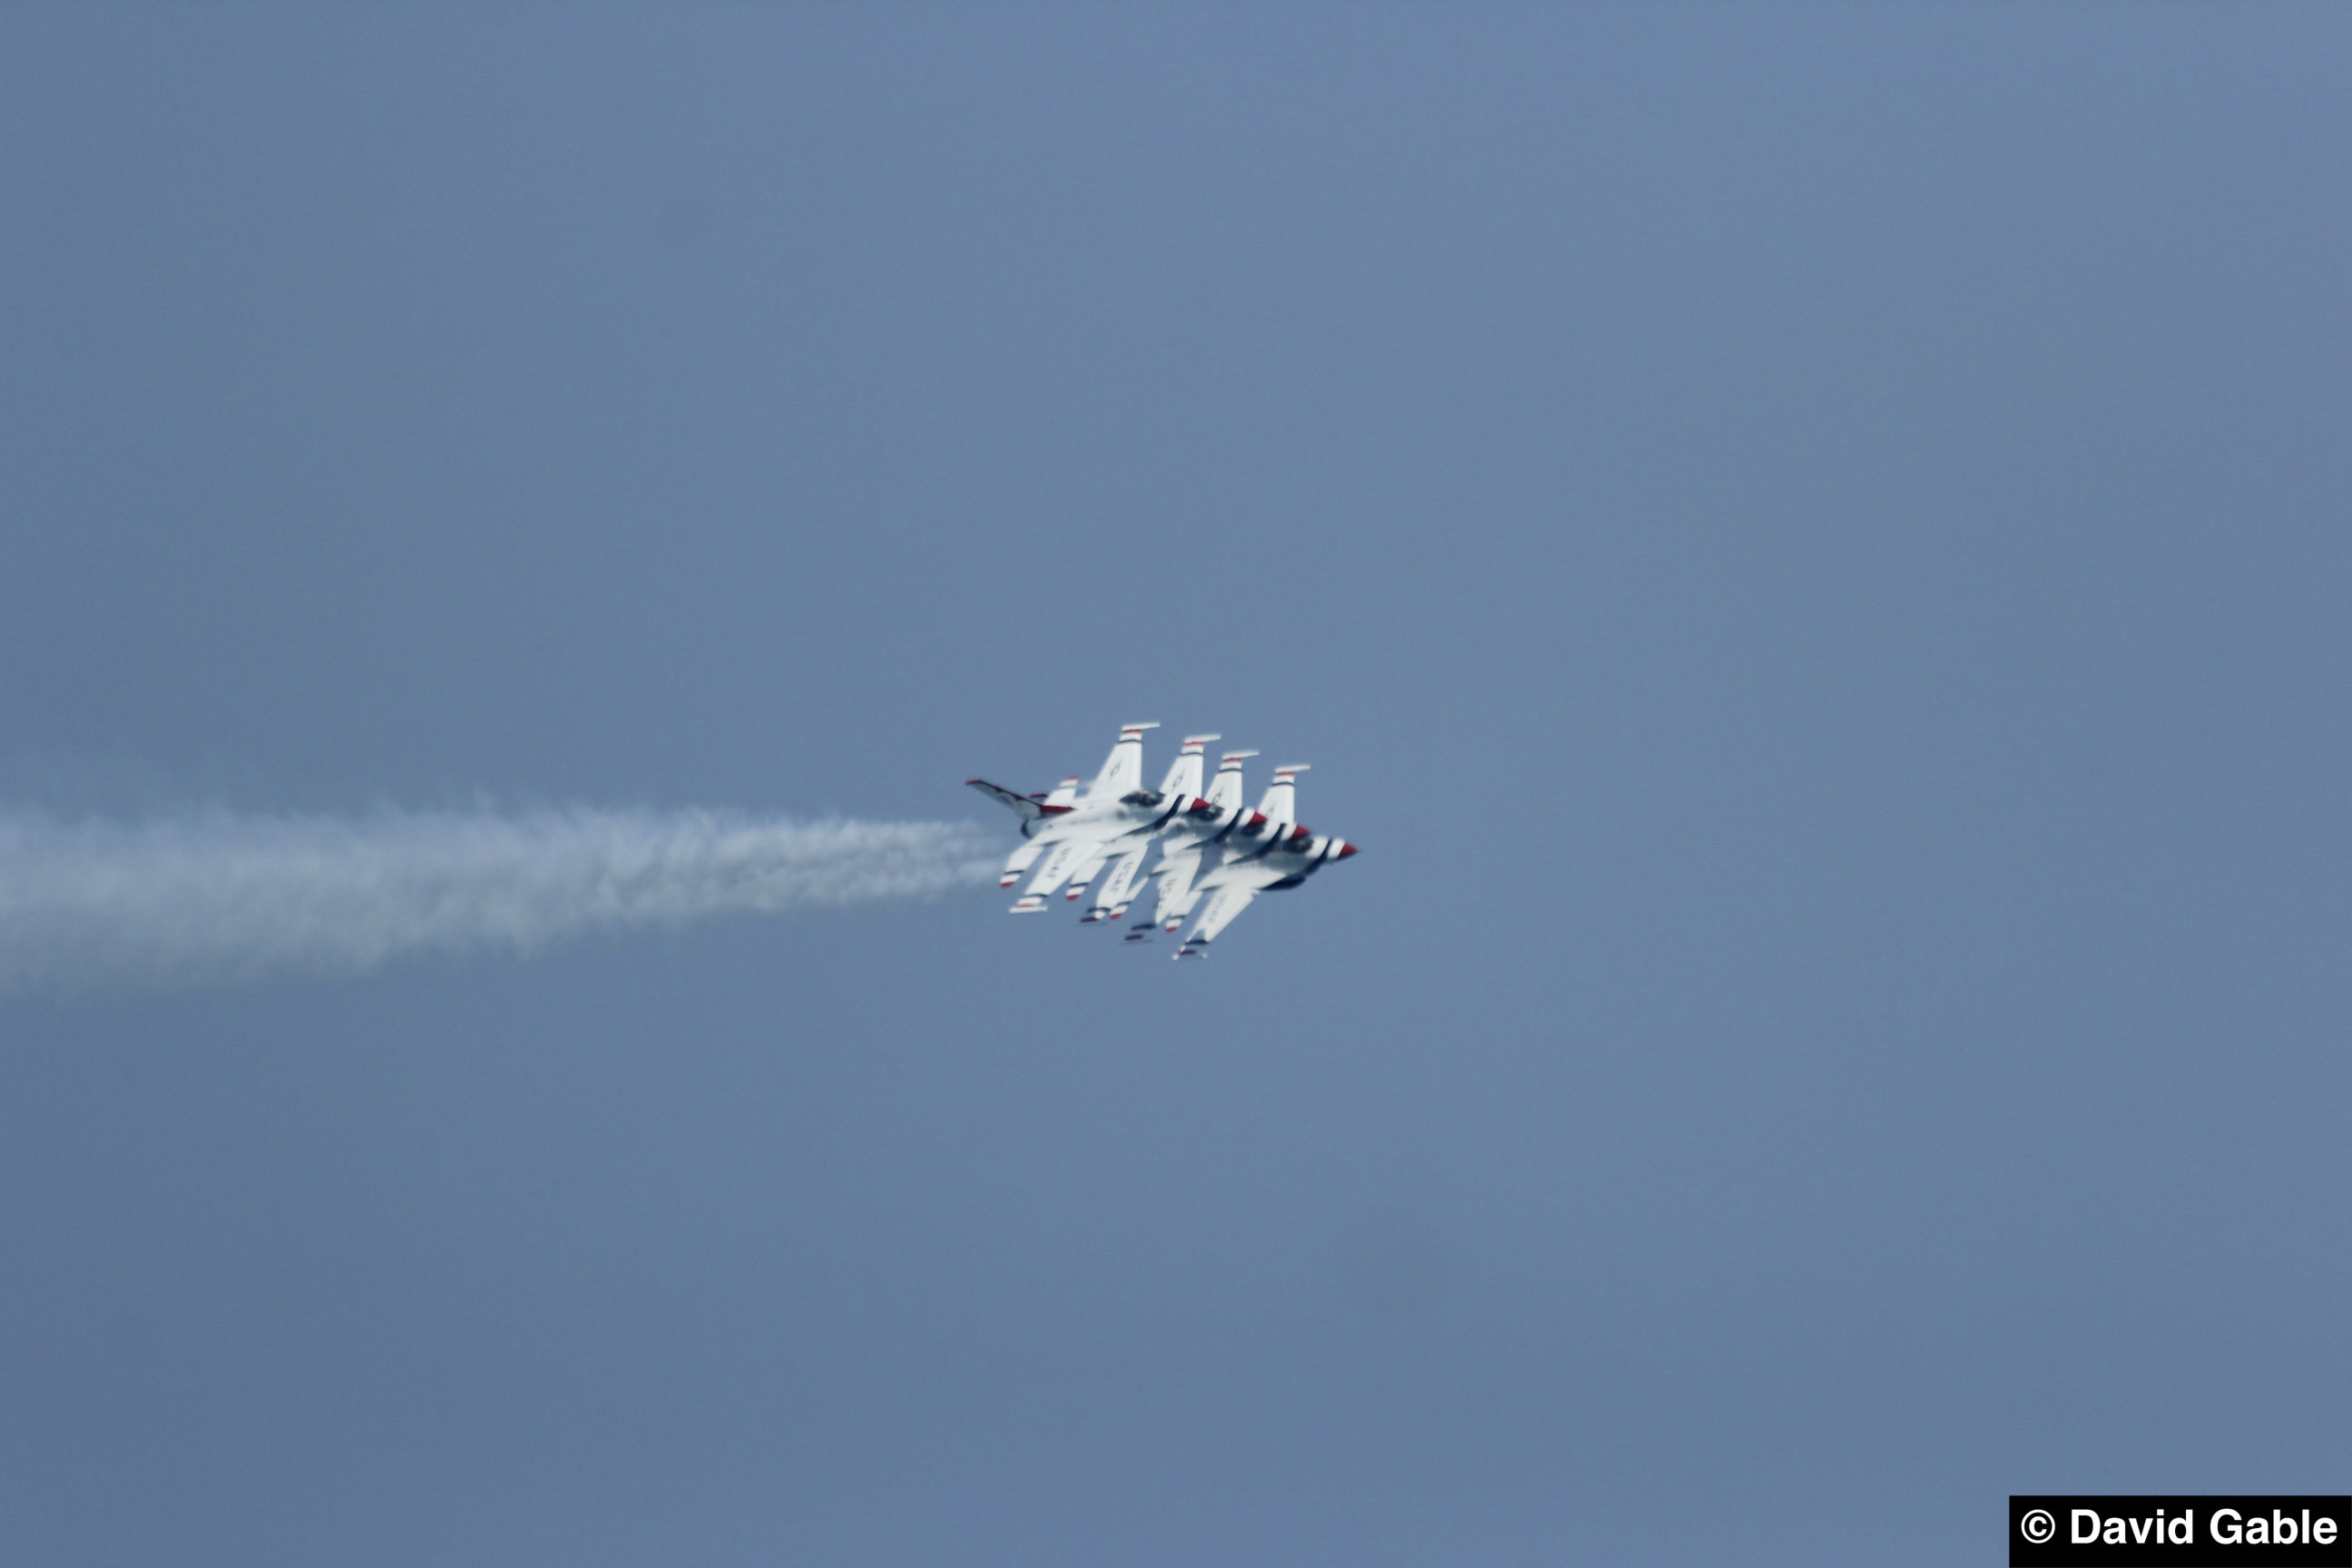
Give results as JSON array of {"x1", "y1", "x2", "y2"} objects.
[
  {"x1": 966, "y1": 779, "x2": 1045, "y2": 821},
  {"x1": 1083, "y1": 841, "x2": 1152, "y2": 922},
  {"x1": 1176, "y1": 881, "x2": 1261, "y2": 956},
  {"x1": 1010, "y1": 838, "x2": 1093, "y2": 909},
  {"x1": 1061, "y1": 841, "x2": 1119, "y2": 903},
  {"x1": 1152, "y1": 843, "x2": 1205, "y2": 931}
]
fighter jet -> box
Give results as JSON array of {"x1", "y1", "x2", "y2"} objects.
[
  {"x1": 1132, "y1": 747, "x2": 1259, "y2": 941},
  {"x1": 1171, "y1": 761, "x2": 1357, "y2": 959},
  {"x1": 970, "y1": 727, "x2": 1358, "y2": 953},
  {"x1": 967, "y1": 723, "x2": 1210, "y2": 913},
  {"x1": 1079, "y1": 733, "x2": 1221, "y2": 926}
]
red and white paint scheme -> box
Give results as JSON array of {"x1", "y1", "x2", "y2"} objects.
[
  {"x1": 1170, "y1": 762, "x2": 1357, "y2": 960},
  {"x1": 966, "y1": 723, "x2": 1188, "y2": 912},
  {"x1": 1079, "y1": 732, "x2": 1221, "y2": 925},
  {"x1": 1144, "y1": 747, "x2": 1257, "y2": 936},
  {"x1": 967, "y1": 725, "x2": 1358, "y2": 956}
]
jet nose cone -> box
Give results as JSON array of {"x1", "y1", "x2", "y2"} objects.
[{"x1": 1335, "y1": 841, "x2": 1359, "y2": 859}]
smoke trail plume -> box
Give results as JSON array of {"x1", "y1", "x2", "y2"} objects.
[{"x1": 0, "y1": 806, "x2": 1001, "y2": 993}]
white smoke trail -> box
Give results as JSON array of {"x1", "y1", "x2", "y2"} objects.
[{"x1": 0, "y1": 805, "x2": 1002, "y2": 993}]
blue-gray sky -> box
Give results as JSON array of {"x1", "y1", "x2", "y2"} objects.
[{"x1": 2, "y1": 6, "x2": 2346, "y2": 1563}]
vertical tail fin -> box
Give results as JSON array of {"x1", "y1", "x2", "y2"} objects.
[
  {"x1": 1256, "y1": 764, "x2": 1308, "y2": 828},
  {"x1": 1205, "y1": 750, "x2": 1258, "y2": 811},
  {"x1": 1157, "y1": 734, "x2": 1220, "y2": 799},
  {"x1": 1090, "y1": 723, "x2": 1160, "y2": 797}
]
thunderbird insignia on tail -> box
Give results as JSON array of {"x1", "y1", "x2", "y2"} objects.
[{"x1": 966, "y1": 724, "x2": 1358, "y2": 958}]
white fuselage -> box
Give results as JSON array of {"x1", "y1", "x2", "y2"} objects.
[{"x1": 973, "y1": 729, "x2": 1356, "y2": 946}]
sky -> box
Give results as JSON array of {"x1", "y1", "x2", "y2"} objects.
[{"x1": 1, "y1": 5, "x2": 2347, "y2": 1563}]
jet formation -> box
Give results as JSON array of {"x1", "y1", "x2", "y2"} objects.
[{"x1": 966, "y1": 723, "x2": 1358, "y2": 959}]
